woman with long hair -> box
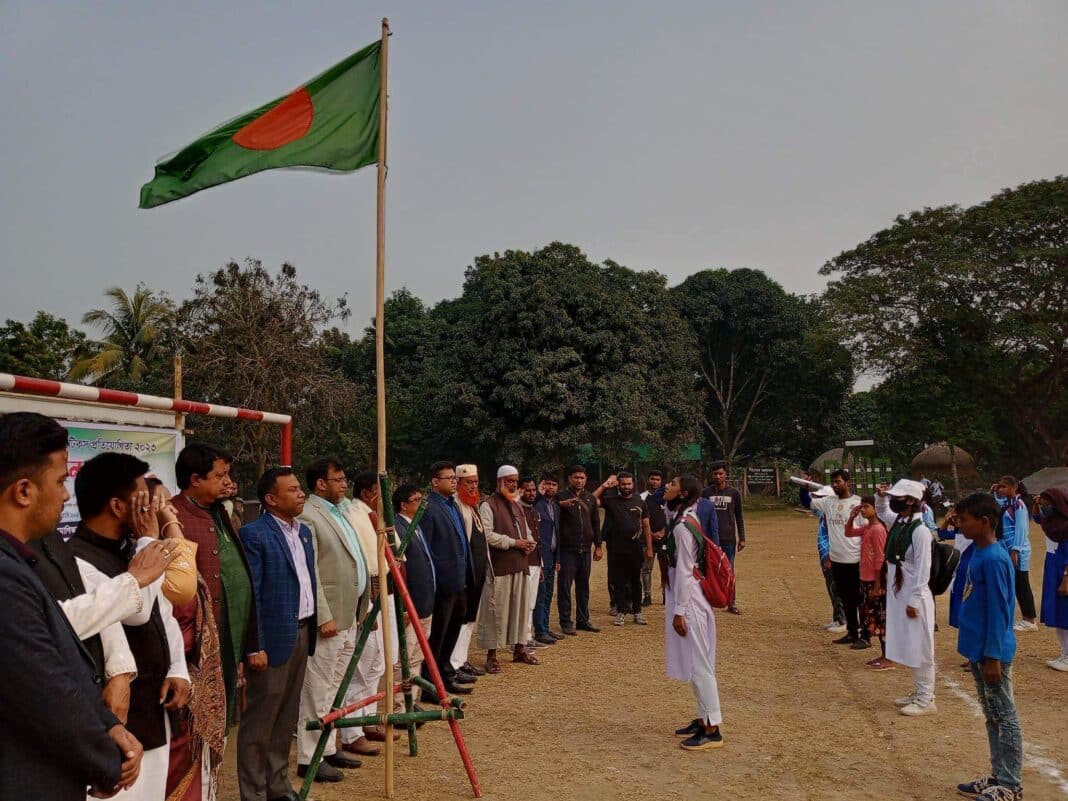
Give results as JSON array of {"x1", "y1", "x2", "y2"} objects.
[
  {"x1": 993, "y1": 476, "x2": 1037, "y2": 631},
  {"x1": 664, "y1": 474, "x2": 725, "y2": 751}
]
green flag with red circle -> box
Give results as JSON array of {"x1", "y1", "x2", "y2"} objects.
[{"x1": 140, "y1": 41, "x2": 380, "y2": 209}]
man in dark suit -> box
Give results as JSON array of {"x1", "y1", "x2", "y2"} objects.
[
  {"x1": 238, "y1": 467, "x2": 318, "y2": 801},
  {"x1": 532, "y1": 472, "x2": 564, "y2": 644},
  {"x1": 0, "y1": 411, "x2": 143, "y2": 801},
  {"x1": 417, "y1": 461, "x2": 475, "y2": 695},
  {"x1": 394, "y1": 482, "x2": 436, "y2": 703}
]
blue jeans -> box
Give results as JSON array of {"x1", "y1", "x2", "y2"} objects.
[
  {"x1": 721, "y1": 541, "x2": 737, "y2": 567},
  {"x1": 969, "y1": 661, "x2": 1023, "y2": 791},
  {"x1": 534, "y1": 550, "x2": 558, "y2": 634}
]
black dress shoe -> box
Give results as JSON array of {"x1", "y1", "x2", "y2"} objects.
[
  {"x1": 577, "y1": 622, "x2": 601, "y2": 632},
  {"x1": 297, "y1": 761, "x2": 344, "y2": 782},
  {"x1": 455, "y1": 669, "x2": 479, "y2": 683},
  {"x1": 325, "y1": 752, "x2": 362, "y2": 769},
  {"x1": 548, "y1": 630, "x2": 566, "y2": 640},
  {"x1": 461, "y1": 661, "x2": 487, "y2": 676},
  {"x1": 535, "y1": 632, "x2": 557, "y2": 645},
  {"x1": 444, "y1": 679, "x2": 474, "y2": 695},
  {"x1": 561, "y1": 625, "x2": 577, "y2": 635}
]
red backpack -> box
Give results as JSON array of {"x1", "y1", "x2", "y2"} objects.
[{"x1": 680, "y1": 514, "x2": 735, "y2": 610}]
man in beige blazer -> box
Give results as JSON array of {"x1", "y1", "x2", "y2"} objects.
[{"x1": 295, "y1": 457, "x2": 370, "y2": 783}]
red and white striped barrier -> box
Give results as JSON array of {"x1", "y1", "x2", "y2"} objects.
[{"x1": 0, "y1": 373, "x2": 294, "y2": 464}]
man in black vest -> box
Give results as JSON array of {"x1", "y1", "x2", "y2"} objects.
[
  {"x1": 0, "y1": 412, "x2": 143, "y2": 801},
  {"x1": 71, "y1": 452, "x2": 190, "y2": 801}
]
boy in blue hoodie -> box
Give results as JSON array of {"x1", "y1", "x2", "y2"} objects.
[{"x1": 954, "y1": 492, "x2": 1023, "y2": 801}]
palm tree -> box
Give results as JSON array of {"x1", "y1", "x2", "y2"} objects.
[{"x1": 70, "y1": 285, "x2": 175, "y2": 388}]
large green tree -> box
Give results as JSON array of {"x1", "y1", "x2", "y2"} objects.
[
  {"x1": 0, "y1": 312, "x2": 89, "y2": 380},
  {"x1": 821, "y1": 176, "x2": 1068, "y2": 467},
  {"x1": 672, "y1": 268, "x2": 853, "y2": 468},
  {"x1": 178, "y1": 260, "x2": 356, "y2": 481},
  {"x1": 397, "y1": 242, "x2": 701, "y2": 475}
]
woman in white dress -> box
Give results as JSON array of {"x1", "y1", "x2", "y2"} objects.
[
  {"x1": 876, "y1": 479, "x2": 936, "y2": 716},
  {"x1": 664, "y1": 474, "x2": 724, "y2": 750}
]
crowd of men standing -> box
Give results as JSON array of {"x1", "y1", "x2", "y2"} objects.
[{"x1": 0, "y1": 409, "x2": 750, "y2": 801}]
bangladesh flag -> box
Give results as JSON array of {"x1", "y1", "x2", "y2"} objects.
[{"x1": 140, "y1": 41, "x2": 380, "y2": 209}]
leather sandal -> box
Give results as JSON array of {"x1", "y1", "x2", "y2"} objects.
[
  {"x1": 485, "y1": 656, "x2": 501, "y2": 674},
  {"x1": 512, "y1": 649, "x2": 540, "y2": 665}
]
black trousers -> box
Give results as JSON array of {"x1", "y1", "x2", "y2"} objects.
[
  {"x1": 557, "y1": 549, "x2": 592, "y2": 627},
  {"x1": 608, "y1": 543, "x2": 644, "y2": 615},
  {"x1": 1016, "y1": 567, "x2": 1037, "y2": 620},
  {"x1": 424, "y1": 588, "x2": 466, "y2": 682},
  {"x1": 822, "y1": 561, "x2": 846, "y2": 624},
  {"x1": 830, "y1": 561, "x2": 863, "y2": 639}
]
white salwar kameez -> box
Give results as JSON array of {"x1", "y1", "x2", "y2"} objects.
[
  {"x1": 664, "y1": 506, "x2": 722, "y2": 727},
  {"x1": 877, "y1": 499, "x2": 936, "y2": 705}
]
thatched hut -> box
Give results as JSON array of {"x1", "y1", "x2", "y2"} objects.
[
  {"x1": 911, "y1": 443, "x2": 983, "y2": 494},
  {"x1": 1020, "y1": 466, "x2": 1068, "y2": 496},
  {"x1": 808, "y1": 448, "x2": 844, "y2": 476}
]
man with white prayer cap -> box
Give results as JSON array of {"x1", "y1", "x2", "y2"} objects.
[
  {"x1": 448, "y1": 464, "x2": 488, "y2": 683},
  {"x1": 876, "y1": 478, "x2": 937, "y2": 716},
  {"x1": 477, "y1": 465, "x2": 539, "y2": 673}
]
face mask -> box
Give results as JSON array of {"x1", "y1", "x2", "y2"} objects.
[{"x1": 889, "y1": 497, "x2": 910, "y2": 514}]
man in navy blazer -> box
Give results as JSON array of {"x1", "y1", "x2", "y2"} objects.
[
  {"x1": 0, "y1": 412, "x2": 143, "y2": 801},
  {"x1": 237, "y1": 467, "x2": 317, "y2": 801},
  {"x1": 533, "y1": 473, "x2": 564, "y2": 644},
  {"x1": 417, "y1": 461, "x2": 475, "y2": 695}
]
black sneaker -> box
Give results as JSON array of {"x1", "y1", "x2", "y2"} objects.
[
  {"x1": 674, "y1": 718, "x2": 702, "y2": 737},
  {"x1": 680, "y1": 726, "x2": 724, "y2": 751},
  {"x1": 298, "y1": 762, "x2": 344, "y2": 782},
  {"x1": 832, "y1": 634, "x2": 857, "y2": 645},
  {"x1": 577, "y1": 622, "x2": 601, "y2": 633},
  {"x1": 957, "y1": 777, "x2": 996, "y2": 797}
]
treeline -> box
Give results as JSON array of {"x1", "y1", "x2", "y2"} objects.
[{"x1": 2, "y1": 177, "x2": 1065, "y2": 484}]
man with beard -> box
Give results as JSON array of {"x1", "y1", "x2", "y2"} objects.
[
  {"x1": 0, "y1": 413, "x2": 145, "y2": 801},
  {"x1": 449, "y1": 464, "x2": 487, "y2": 684},
  {"x1": 600, "y1": 472, "x2": 654, "y2": 627},
  {"x1": 70, "y1": 453, "x2": 191, "y2": 801},
  {"x1": 556, "y1": 465, "x2": 604, "y2": 635},
  {"x1": 478, "y1": 466, "x2": 539, "y2": 672},
  {"x1": 518, "y1": 477, "x2": 547, "y2": 650},
  {"x1": 640, "y1": 470, "x2": 667, "y2": 606},
  {"x1": 809, "y1": 469, "x2": 864, "y2": 646},
  {"x1": 532, "y1": 473, "x2": 564, "y2": 644}
]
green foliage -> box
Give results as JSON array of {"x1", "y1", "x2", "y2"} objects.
[
  {"x1": 672, "y1": 269, "x2": 853, "y2": 468},
  {"x1": 822, "y1": 176, "x2": 1068, "y2": 467},
  {"x1": 0, "y1": 312, "x2": 89, "y2": 380}
]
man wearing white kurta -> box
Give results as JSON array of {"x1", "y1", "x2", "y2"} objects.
[
  {"x1": 450, "y1": 464, "x2": 487, "y2": 679},
  {"x1": 518, "y1": 479, "x2": 544, "y2": 649},
  {"x1": 877, "y1": 479, "x2": 937, "y2": 716},
  {"x1": 340, "y1": 471, "x2": 400, "y2": 752},
  {"x1": 477, "y1": 466, "x2": 539, "y2": 669},
  {"x1": 296, "y1": 458, "x2": 369, "y2": 781},
  {"x1": 665, "y1": 493, "x2": 723, "y2": 750}
]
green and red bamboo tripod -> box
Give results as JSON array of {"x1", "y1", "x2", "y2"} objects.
[{"x1": 297, "y1": 475, "x2": 482, "y2": 799}]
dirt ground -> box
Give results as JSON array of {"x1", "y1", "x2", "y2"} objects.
[{"x1": 221, "y1": 507, "x2": 1068, "y2": 801}]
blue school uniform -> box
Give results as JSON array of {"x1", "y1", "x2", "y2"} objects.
[
  {"x1": 1040, "y1": 539, "x2": 1068, "y2": 629},
  {"x1": 996, "y1": 495, "x2": 1031, "y2": 571},
  {"x1": 939, "y1": 526, "x2": 973, "y2": 629},
  {"x1": 957, "y1": 541, "x2": 1016, "y2": 663}
]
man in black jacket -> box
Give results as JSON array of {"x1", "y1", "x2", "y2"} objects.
[
  {"x1": 556, "y1": 465, "x2": 604, "y2": 635},
  {"x1": 0, "y1": 412, "x2": 143, "y2": 801}
]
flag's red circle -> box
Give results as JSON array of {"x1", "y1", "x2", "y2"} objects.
[{"x1": 232, "y1": 88, "x2": 314, "y2": 151}]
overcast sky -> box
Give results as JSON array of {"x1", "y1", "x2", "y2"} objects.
[{"x1": 2, "y1": 1, "x2": 1066, "y2": 338}]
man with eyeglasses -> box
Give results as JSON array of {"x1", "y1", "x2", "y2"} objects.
[
  {"x1": 418, "y1": 462, "x2": 478, "y2": 696},
  {"x1": 294, "y1": 457, "x2": 370, "y2": 781}
]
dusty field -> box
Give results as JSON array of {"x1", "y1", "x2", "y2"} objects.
[{"x1": 221, "y1": 507, "x2": 1068, "y2": 801}]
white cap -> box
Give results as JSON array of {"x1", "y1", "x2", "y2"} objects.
[
  {"x1": 888, "y1": 479, "x2": 925, "y2": 500},
  {"x1": 496, "y1": 465, "x2": 519, "y2": 479},
  {"x1": 456, "y1": 464, "x2": 478, "y2": 478},
  {"x1": 811, "y1": 485, "x2": 834, "y2": 498}
]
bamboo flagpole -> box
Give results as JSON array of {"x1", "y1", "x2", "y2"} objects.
[{"x1": 373, "y1": 17, "x2": 395, "y2": 799}]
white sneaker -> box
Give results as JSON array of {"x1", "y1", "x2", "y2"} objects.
[
  {"x1": 1046, "y1": 655, "x2": 1068, "y2": 672},
  {"x1": 893, "y1": 693, "x2": 917, "y2": 707},
  {"x1": 632, "y1": 613, "x2": 648, "y2": 626},
  {"x1": 1013, "y1": 620, "x2": 1038, "y2": 632},
  {"x1": 826, "y1": 622, "x2": 847, "y2": 634},
  {"x1": 900, "y1": 700, "x2": 937, "y2": 716},
  {"x1": 614, "y1": 613, "x2": 626, "y2": 626}
]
